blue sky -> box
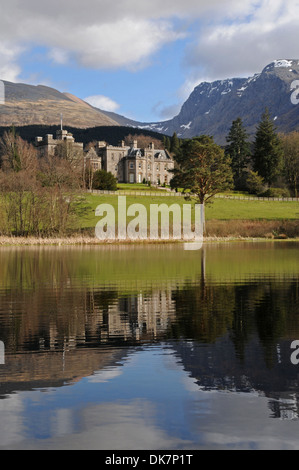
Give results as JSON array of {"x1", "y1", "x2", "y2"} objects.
[{"x1": 0, "y1": 0, "x2": 298, "y2": 123}]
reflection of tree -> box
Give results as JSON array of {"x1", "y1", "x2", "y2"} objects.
[
  {"x1": 1, "y1": 248, "x2": 299, "y2": 373},
  {"x1": 171, "y1": 282, "x2": 236, "y2": 343},
  {"x1": 171, "y1": 277, "x2": 299, "y2": 370},
  {"x1": 254, "y1": 280, "x2": 299, "y2": 368},
  {"x1": 229, "y1": 279, "x2": 299, "y2": 368}
]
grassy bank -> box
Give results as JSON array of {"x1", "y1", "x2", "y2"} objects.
[
  {"x1": 81, "y1": 193, "x2": 298, "y2": 225},
  {"x1": 0, "y1": 192, "x2": 298, "y2": 244},
  {"x1": 77, "y1": 193, "x2": 299, "y2": 238}
]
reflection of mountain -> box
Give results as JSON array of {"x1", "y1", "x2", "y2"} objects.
[
  {"x1": 0, "y1": 348, "x2": 129, "y2": 398},
  {"x1": 172, "y1": 337, "x2": 299, "y2": 420},
  {"x1": 0, "y1": 244, "x2": 299, "y2": 421}
]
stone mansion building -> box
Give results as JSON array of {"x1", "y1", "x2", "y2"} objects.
[{"x1": 35, "y1": 129, "x2": 174, "y2": 185}]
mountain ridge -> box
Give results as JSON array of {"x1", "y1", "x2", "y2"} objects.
[
  {"x1": 137, "y1": 59, "x2": 299, "y2": 144},
  {"x1": 1, "y1": 60, "x2": 299, "y2": 144},
  {"x1": 0, "y1": 80, "x2": 120, "y2": 128}
]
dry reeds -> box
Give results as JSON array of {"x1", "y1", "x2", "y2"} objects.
[{"x1": 205, "y1": 219, "x2": 299, "y2": 239}]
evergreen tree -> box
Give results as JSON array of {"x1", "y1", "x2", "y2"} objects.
[
  {"x1": 280, "y1": 131, "x2": 299, "y2": 197},
  {"x1": 225, "y1": 117, "x2": 251, "y2": 185},
  {"x1": 253, "y1": 109, "x2": 283, "y2": 187},
  {"x1": 163, "y1": 135, "x2": 171, "y2": 151},
  {"x1": 170, "y1": 132, "x2": 180, "y2": 154}
]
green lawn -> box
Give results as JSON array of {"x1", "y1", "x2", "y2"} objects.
[
  {"x1": 78, "y1": 193, "x2": 299, "y2": 230},
  {"x1": 117, "y1": 183, "x2": 167, "y2": 192}
]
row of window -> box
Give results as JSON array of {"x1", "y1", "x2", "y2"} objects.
[
  {"x1": 129, "y1": 162, "x2": 169, "y2": 171},
  {"x1": 131, "y1": 173, "x2": 169, "y2": 184}
]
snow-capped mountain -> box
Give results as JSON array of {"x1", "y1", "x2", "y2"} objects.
[
  {"x1": 1, "y1": 60, "x2": 299, "y2": 145},
  {"x1": 135, "y1": 60, "x2": 299, "y2": 144}
]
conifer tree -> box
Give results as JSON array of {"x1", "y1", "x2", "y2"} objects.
[
  {"x1": 163, "y1": 135, "x2": 171, "y2": 151},
  {"x1": 253, "y1": 109, "x2": 283, "y2": 187},
  {"x1": 170, "y1": 132, "x2": 180, "y2": 154},
  {"x1": 225, "y1": 117, "x2": 251, "y2": 185}
]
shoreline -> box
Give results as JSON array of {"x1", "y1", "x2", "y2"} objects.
[{"x1": 0, "y1": 235, "x2": 298, "y2": 247}]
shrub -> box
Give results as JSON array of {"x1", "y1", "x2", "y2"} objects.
[
  {"x1": 92, "y1": 170, "x2": 118, "y2": 191},
  {"x1": 260, "y1": 187, "x2": 291, "y2": 198},
  {"x1": 243, "y1": 169, "x2": 265, "y2": 195}
]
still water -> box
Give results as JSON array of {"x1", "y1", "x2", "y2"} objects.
[{"x1": 0, "y1": 242, "x2": 299, "y2": 450}]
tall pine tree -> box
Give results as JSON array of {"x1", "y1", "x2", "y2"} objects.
[
  {"x1": 253, "y1": 109, "x2": 283, "y2": 187},
  {"x1": 170, "y1": 132, "x2": 180, "y2": 155},
  {"x1": 225, "y1": 117, "x2": 251, "y2": 185},
  {"x1": 163, "y1": 135, "x2": 171, "y2": 151}
]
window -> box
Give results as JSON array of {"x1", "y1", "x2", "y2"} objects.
[{"x1": 129, "y1": 162, "x2": 134, "y2": 169}]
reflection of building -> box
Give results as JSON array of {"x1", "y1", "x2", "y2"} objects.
[
  {"x1": 99, "y1": 288, "x2": 176, "y2": 342},
  {"x1": 269, "y1": 394, "x2": 299, "y2": 420}
]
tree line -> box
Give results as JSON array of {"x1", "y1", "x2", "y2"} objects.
[
  {"x1": 225, "y1": 109, "x2": 299, "y2": 198},
  {"x1": 170, "y1": 108, "x2": 299, "y2": 207},
  {"x1": 0, "y1": 128, "x2": 85, "y2": 237}
]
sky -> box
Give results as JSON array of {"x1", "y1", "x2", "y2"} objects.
[{"x1": 0, "y1": 0, "x2": 299, "y2": 122}]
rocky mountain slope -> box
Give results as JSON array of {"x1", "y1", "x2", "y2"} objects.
[
  {"x1": 138, "y1": 60, "x2": 299, "y2": 144},
  {"x1": 1, "y1": 60, "x2": 299, "y2": 144}
]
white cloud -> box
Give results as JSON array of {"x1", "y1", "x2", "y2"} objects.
[
  {"x1": 0, "y1": 43, "x2": 22, "y2": 82},
  {"x1": 84, "y1": 95, "x2": 120, "y2": 112},
  {"x1": 0, "y1": 0, "x2": 262, "y2": 75},
  {"x1": 184, "y1": 0, "x2": 299, "y2": 83},
  {"x1": 0, "y1": 0, "x2": 297, "y2": 112},
  {"x1": 63, "y1": 19, "x2": 183, "y2": 70},
  {"x1": 48, "y1": 48, "x2": 70, "y2": 65}
]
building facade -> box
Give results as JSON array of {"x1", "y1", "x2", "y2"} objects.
[
  {"x1": 97, "y1": 139, "x2": 174, "y2": 185},
  {"x1": 35, "y1": 129, "x2": 84, "y2": 158},
  {"x1": 35, "y1": 130, "x2": 174, "y2": 185}
]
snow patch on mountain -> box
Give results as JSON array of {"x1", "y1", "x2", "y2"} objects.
[
  {"x1": 274, "y1": 59, "x2": 293, "y2": 68},
  {"x1": 180, "y1": 122, "x2": 192, "y2": 129}
]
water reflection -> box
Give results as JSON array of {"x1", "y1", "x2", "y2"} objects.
[{"x1": 0, "y1": 243, "x2": 299, "y2": 449}]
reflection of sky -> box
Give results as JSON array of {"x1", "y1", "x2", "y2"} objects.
[{"x1": 1, "y1": 345, "x2": 299, "y2": 450}]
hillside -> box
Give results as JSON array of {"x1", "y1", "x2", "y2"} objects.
[
  {"x1": 138, "y1": 60, "x2": 299, "y2": 144},
  {"x1": 2, "y1": 60, "x2": 299, "y2": 145},
  {"x1": 0, "y1": 81, "x2": 120, "y2": 128}
]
